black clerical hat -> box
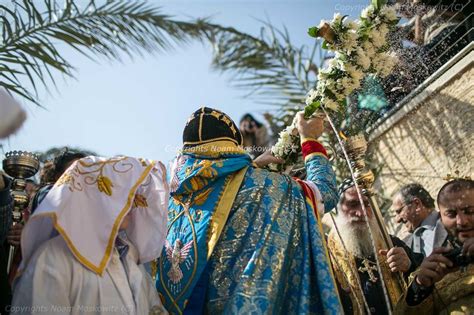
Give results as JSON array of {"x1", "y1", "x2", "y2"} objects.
[
  {"x1": 338, "y1": 177, "x2": 355, "y2": 196},
  {"x1": 183, "y1": 107, "x2": 242, "y2": 148}
]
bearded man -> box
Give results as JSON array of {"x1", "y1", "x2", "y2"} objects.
[{"x1": 328, "y1": 180, "x2": 423, "y2": 315}]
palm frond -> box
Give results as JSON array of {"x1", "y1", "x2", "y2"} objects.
[
  {"x1": 0, "y1": 0, "x2": 209, "y2": 104},
  {"x1": 201, "y1": 21, "x2": 390, "y2": 182}
]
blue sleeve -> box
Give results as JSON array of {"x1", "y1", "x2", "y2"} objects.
[{"x1": 305, "y1": 155, "x2": 337, "y2": 212}]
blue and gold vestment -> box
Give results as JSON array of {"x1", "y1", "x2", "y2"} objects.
[{"x1": 156, "y1": 141, "x2": 342, "y2": 314}]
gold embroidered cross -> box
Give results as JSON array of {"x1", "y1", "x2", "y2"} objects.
[{"x1": 358, "y1": 259, "x2": 378, "y2": 283}]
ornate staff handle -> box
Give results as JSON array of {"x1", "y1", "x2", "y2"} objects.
[
  {"x1": 2, "y1": 151, "x2": 39, "y2": 274},
  {"x1": 343, "y1": 135, "x2": 406, "y2": 308},
  {"x1": 6, "y1": 178, "x2": 28, "y2": 273}
]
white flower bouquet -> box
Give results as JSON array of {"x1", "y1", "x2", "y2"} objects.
[{"x1": 270, "y1": 0, "x2": 399, "y2": 171}]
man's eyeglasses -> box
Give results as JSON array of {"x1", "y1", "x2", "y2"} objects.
[{"x1": 393, "y1": 203, "x2": 411, "y2": 214}]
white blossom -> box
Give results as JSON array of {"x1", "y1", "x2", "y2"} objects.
[
  {"x1": 340, "y1": 77, "x2": 354, "y2": 94},
  {"x1": 378, "y1": 51, "x2": 398, "y2": 77},
  {"x1": 331, "y1": 87, "x2": 345, "y2": 101},
  {"x1": 345, "y1": 64, "x2": 364, "y2": 82},
  {"x1": 316, "y1": 80, "x2": 326, "y2": 94},
  {"x1": 361, "y1": 5, "x2": 375, "y2": 19},
  {"x1": 363, "y1": 41, "x2": 376, "y2": 59},
  {"x1": 322, "y1": 79, "x2": 336, "y2": 97},
  {"x1": 273, "y1": 3, "x2": 398, "y2": 167},
  {"x1": 290, "y1": 144, "x2": 300, "y2": 153},
  {"x1": 369, "y1": 28, "x2": 385, "y2": 48},
  {"x1": 342, "y1": 31, "x2": 358, "y2": 53},
  {"x1": 332, "y1": 55, "x2": 347, "y2": 71},
  {"x1": 379, "y1": 24, "x2": 389, "y2": 39},
  {"x1": 371, "y1": 53, "x2": 383, "y2": 72},
  {"x1": 328, "y1": 58, "x2": 338, "y2": 68},
  {"x1": 322, "y1": 97, "x2": 339, "y2": 111},
  {"x1": 346, "y1": 20, "x2": 358, "y2": 30},
  {"x1": 380, "y1": 6, "x2": 398, "y2": 23},
  {"x1": 350, "y1": 77, "x2": 361, "y2": 90},
  {"x1": 305, "y1": 88, "x2": 319, "y2": 105},
  {"x1": 272, "y1": 131, "x2": 292, "y2": 158},
  {"x1": 355, "y1": 47, "x2": 370, "y2": 70},
  {"x1": 371, "y1": 52, "x2": 394, "y2": 77},
  {"x1": 333, "y1": 13, "x2": 344, "y2": 25},
  {"x1": 318, "y1": 19, "x2": 329, "y2": 28},
  {"x1": 279, "y1": 130, "x2": 290, "y2": 142}
]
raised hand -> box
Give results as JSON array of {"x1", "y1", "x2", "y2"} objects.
[
  {"x1": 415, "y1": 247, "x2": 454, "y2": 288},
  {"x1": 7, "y1": 222, "x2": 23, "y2": 246},
  {"x1": 254, "y1": 150, "x2": 284, "y2": 168},
  {"x1": 295, "y1": 111, "x2": 325, "y2": 140},
  {"x1": 462, "y1": 237, "x2": 474, "y2": 257},
  {"x1": 379, "y1": 247, "x2": 411, "y2": 273}
]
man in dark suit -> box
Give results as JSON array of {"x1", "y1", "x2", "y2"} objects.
[{"x1": 392, "y1": 183, "x2": 439, "y2": 256}]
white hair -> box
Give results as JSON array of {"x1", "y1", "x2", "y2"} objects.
[{"x1": 334, "y1": 210, "x2": 375, "y2": 258}]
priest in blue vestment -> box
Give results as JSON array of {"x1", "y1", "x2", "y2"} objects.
[{"x1": 156, "y1": 107, "x2": 342, "y2": 314}]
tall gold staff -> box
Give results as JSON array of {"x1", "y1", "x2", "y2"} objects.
[
  {"x1": 343, "y1": 135, "x2": 406, "y2": 308},
  {"x1": 2, "y1": 151, "x2": 39, "y2": 274}
]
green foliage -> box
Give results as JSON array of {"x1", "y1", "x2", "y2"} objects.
[
  {"x1": 202, "y1": 21, "x2": 389, "y2": 182},
  {"x1": 0, "y1": 0, "x2": 208, "y2": 105},
  {"x1": 304, "y1": 100, "x2": 320, "y2": 119},
  {"x1": 372, "y1": 0, "x2": 387, "y2": 11},
  {"x1": 201, "y1": 21, "x2": 325, "y2": 114},
  {"x1": 307, "y1": 26, "x2": 318, "y2": 38}
]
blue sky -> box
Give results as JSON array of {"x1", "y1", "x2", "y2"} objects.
[{"x1": 1, "y1": 0, "x2": 368, "y2": 164}]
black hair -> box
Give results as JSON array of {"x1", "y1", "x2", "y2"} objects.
[
  {"x1": 240, "y1": 113, "x2": 263, "y2": 128},
  {"x1": 397, "y1": 183, "x2": 435, "y2": 209},
  {"x1": 53, "y1": 148, "x2": 87, "y2": 179},
  {"x1": 437, "y1": 178, "x2": 474, "y2": 207}
]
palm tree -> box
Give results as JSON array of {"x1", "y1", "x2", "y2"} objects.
[
  {"x1": 201, "y1": 21, "x2": 326, "y2": 135},
  {"x1": 201, "y1": 21, "x2": 388, "y2": 184},
  {"x1": 0, "y1": 0, "x2": 208, "y2": 105},
  {"x1": 0, "y1": 0, "x2": 386, "y2": 183}
]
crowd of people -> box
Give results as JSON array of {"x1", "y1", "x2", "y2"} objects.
[
  {"x1": 0, "y1": 0, "x2": 471, "y2": 312},
  {"x1": 330, "y1": 178, "x2": 473, "y2": 314},
  {"x1": 0, "y1": 107, "x2": 472, "y2": 314}
]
